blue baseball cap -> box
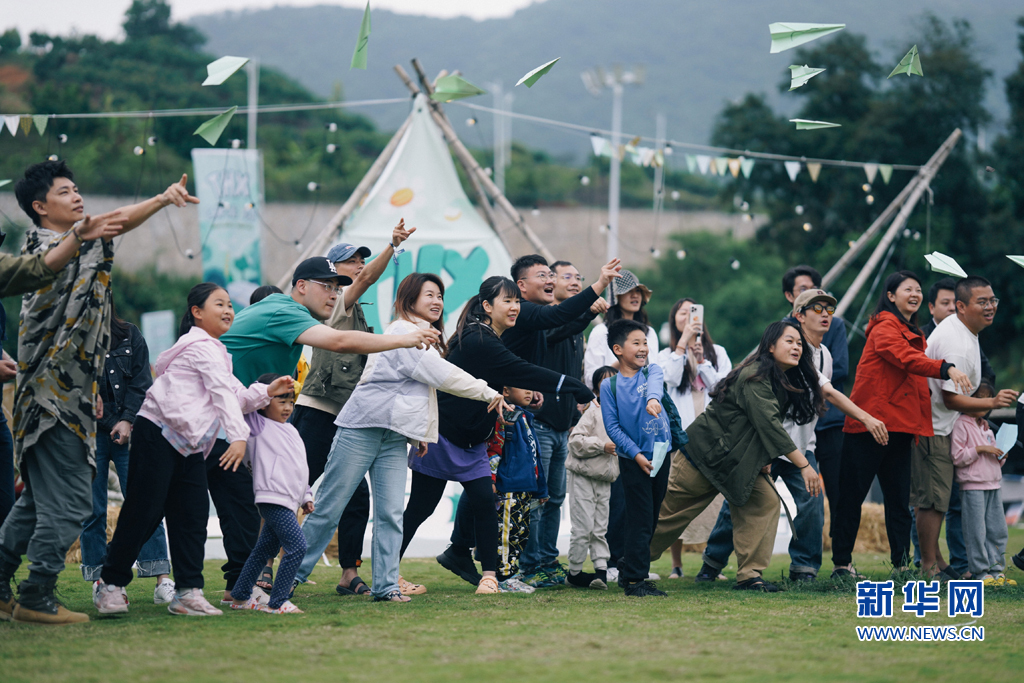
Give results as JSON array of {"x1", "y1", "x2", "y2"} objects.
[{"x1": 326, "y1": 242, "x2": 372, "y2": 263}]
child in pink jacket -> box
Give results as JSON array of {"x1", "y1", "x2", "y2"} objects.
[{"x1": 950, "y1": 384, "x2": 1015, "y2": 585}]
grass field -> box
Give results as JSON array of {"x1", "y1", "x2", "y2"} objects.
[{"x1": 2, "y1": 528, "x2": 1023, "y2": 683}]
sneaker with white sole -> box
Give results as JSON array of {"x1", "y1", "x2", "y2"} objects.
[
  {"x1": 168, "y1": 588, "x2": 223, "y2": 616},
  {"x1": 499, "y1": 575, "x2": 536, "y2": 593},
  {"x1": 231, "y1": 595, "x2": 263, "y2": 610},
  {"x1": 606, "y1": 567, "x2": 619, "y2": 583},
  {"x1": 153, "y1": 578, "x2": 176, "y2": 605},
  {"x1": 94, "y1": 582, "x2": 129, "y2": 615},
  {"x1": 259, "y1": 600, "x2": 304, "y2": 614}
]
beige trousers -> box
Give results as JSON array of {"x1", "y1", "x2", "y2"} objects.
[{"x1": 650, "y1": 457, "x2": 780, "y2": 582}]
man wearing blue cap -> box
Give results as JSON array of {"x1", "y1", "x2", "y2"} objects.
[{"x1": 291, "y1": 219, "x2": 420, "y2": 597}]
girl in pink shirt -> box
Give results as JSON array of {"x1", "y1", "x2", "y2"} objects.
[
  {"x1": 950, "y1": 383, "x2": 1015, "y2": 585},
  {"x1": 96, "y1": 283, "x2": 292, "y2": 617}
]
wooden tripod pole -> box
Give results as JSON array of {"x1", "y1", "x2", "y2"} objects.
[{"x1": 834, "y1": 128, "x2": 962, "y2": 318}]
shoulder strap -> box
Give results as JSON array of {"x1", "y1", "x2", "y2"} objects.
[{"x1": 609, "y1": 374, "x2": 616, "y2": 398}]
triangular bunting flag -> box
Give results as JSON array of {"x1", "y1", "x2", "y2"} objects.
[
  {"x1": 708, "y1": 158, "x2": 719, "y2": 175},
  {"x1": 32, "y1": 115, "x2": 48, "y2": 136},
  {"x1": 4, "y1": 116, "x2": 19, "y2": 136},
  {"x1": 639, "y1": 147, "x2": 656, "y2": 167},
  {"x1": 19, "y1": 116, "x2": 33, "y2": 135},
  {"x1": 653, "y1": 150, "x2": 664, "y2": 168},
  {"x1": 685, "y1": 154, "x2": 698, "y2": 173},
  {"x1": 784, "y1": 161, "x2": 802, "y2": 181},
  {"x1": 590, "y1": 134, "x2": 606, "y2": 157},
  {"x1": 863, "y1": 163, "x2": 878, "y2": 184},
  {"x1": 696, "y1": 155, "x2": 711, "y2": 175},
  {"x1": 351, "y1": 2, "x2": 371, "y2": 70},
  {"x1": 807, "y1": 162, "x2": 822, "y2": 182},
  {"x1": 740, "y1": 157, "x2": 755, "y2": 178},
  {"x1": 194, "y1": 106, "x2": 238, "y2": 145},
  {"x1": 714, "y1": 157, "x2": 730, "y2": 175},
  {"x1": 879, "y1": 164, "x2": 893, "y2": 184},
  {"x1": 727, "y1": 158, "x2": 741, "y2": 178}
]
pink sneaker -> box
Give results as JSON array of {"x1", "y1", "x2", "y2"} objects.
[
  {"x1": 168, "y1": 588, "x2": 223, "y2": 616},
  {"x1": 94, "y1": 582, "x2": 129, "y2": 614}
]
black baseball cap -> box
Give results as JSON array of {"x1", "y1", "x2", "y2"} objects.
[{"x1": 291, "y1": 257, "x2": 353, "y2": 287}]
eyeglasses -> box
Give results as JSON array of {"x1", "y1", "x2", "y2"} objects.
[
  {"x1": 309, "y1": 279, "x2": 341, "y2": 294},
  {"x1": 525, "y1": 272, "x2": 556, "y2": 282},
  {"x1": 975, "y1": 297, "x2": 999, "y2": 310},
  {"x1": 803, "y1": 303, "x2": 836, "y2": 315},
  {"x1": 559, "y1": 273, "x2": 586, "y2": 283}
]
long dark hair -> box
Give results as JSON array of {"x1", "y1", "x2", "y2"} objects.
[
  {"x1": 668, "y1": 297, "x2": 721, "y2": 389},
  {"x1": 394, "y1": 272, "x2": 447, "y2": 355},
  {"x1": 109, "y1": 294, "x2": 131, "y2": 350},
  {"x1": 606, "y1": 290, "x2": 651, "y2": 330},
  {"x1": 871, "y1": 270, "x2": 923, "y2": 336},
  {"x1": 178, "y1": 282, "x2": 227, "y2": 338},
  {"x1": 710, "y1": 321, "x2": 824, "y2": 425},
  {"x1": 450, "y1": 276, "x2": 520, "y2": 354}
]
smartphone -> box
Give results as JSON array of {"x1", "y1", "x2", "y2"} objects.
[
  {"x1": 502, "y1": 407, "x2": 525, "y2": 424},
  {"x1": 690, "y1": 304, "x2": 704, "y2": 328}
]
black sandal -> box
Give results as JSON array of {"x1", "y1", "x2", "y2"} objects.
[
  {"x1": 336, "y1": 576, "x2": 370, "y2": 596},
  {"x1": 732, "y1": 577, "x2": 781, "y2": 592},
  {"x1": 256, "y1": 565, "x2": 274, "y2": 591}
]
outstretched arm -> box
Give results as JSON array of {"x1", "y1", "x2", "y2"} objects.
[
  {"x1": 114, "y1": 174, "x2": 199, "y2": 236},
  {"x1": 296, "y1": 324, "x2": 440, "y2": 354},
  {"x1": 822, "y1": 383, "x2": 888, "y2": 445},
  {"x1": 342, "y1": 219, "x2": 415, "y2": 309}
]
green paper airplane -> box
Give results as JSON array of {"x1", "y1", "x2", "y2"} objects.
[
  {"x1": 517, "y1": 58, "x2": 560, "y2": 87},
  {"x1": 194, "y1": 106, "x2": 238, "y2": 145},
  {"x1": 789, "y1": 65, "x2": 826, "y2": 90},
  {"x1": 0, "y1": 180, "x2": 11, "y2": 189},
  {"x1": 431, "y1": 75, "x2": 486, "y2": 101},
  {"x1": 769, "y1": 22, "x2": 845, "y2": 54},
  {"x1": 1006, "y1": 255, "x2": 1024, "y2": 270},
  {"x1": 924, "y1": 252, "x2": 967, "y2": 278},
  {"x1": 888, "y1": 45, "x2": 923, "y2": 78},
  {"x1": 790, "y1": 119, "x2": 841, "y2": 130},
  {"x1": 203, "y1": 56, "x2": 249, "y2": 86},
  {"x1": 351, "y1": 2, "x2": 371, "y2": 70}
]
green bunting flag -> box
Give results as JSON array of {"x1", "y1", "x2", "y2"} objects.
[{"x1": 32, "y1": 115, "x2": 48, "y2": 136}]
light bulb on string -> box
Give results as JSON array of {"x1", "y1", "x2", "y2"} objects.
[
  {"x1": 466, "y1": 117, "x2": 477, "y2": 126},
  {"x1": 795, "y1": 205, "x2": 804, "y2": 216},
  {"x1": 866, "y1": 195, "x2": 875, "y2": 205},
  {"x1": 295, "y1": 240, "x2": 304, "y2": 251},
  {"x1": 902, "y1": 228, "x2": 911, "y2": 238},
  {"x1": 650, "y1": 247, "x2": 661, "y2": 258},
  {"x1": 742, "y1": 213, "x2": 752, "y2": 222},
  {"x1": 307, "y1": 182, "x2": 320, "y2": 192},
  {"x1": 670, "y1": 190, "x2": 680, "y2": 201},
  {"x1": 327, "y1": 123, "x2": 338, "y2": 132},
  {"x1": 730, "y1": 259, "x2": 741, "y2": 270},
  {"x1": 231, "y1": 139, "x2": 241, "y2": 149},
  {"x1": 912, "y1": 231, "x2": 921, "y2": 241},
  {"x1": 862, "y1": 183, "x2": 872, "y2": 192},
  {"x1": 579, "y1": 175, "x2": 590, "y2": 186},
  {"x1": 133, "y1": 146, "x2": 145, "y2": 156},
  {"x1": 245, "y1": 202, "x2": 254, "y2": 210},
  {"x1": 47, "y1": 154, "x2": 58, "y2": 161},
  {"x1": 739, "y1": 200, "x2": 750, "y2": 211},
  {"x1": 848, "y1": 240, "x2": 857, "y2": 248},
  {"x1": 185, "y1": 249, "x2": 195, "y2": 259},
  {"x1": 326, "y1": 143, "x2": 337, "y2": 153},
  {"x1": 802, "y1": 223, "x2": 812, "y2": 232},
  {"x1": 58, "y1": 134, "x2": 68, "y2": 144},
  {"x1": 147, "y1": 136, "x2": 158, "y2": 146},
  {"x1": 663, "y1": 145, "x2": 673, "y2": 155},
  {"x1": 675, "y1": 249, "x2": 687, "y2": 260},
  {"x1": 484, "y1": 167, "x2": 493, "y2": 176}
]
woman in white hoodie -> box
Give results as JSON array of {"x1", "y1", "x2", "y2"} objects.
[{"x1": 293, "y1": 273, "x2": 509, "y2": 603}]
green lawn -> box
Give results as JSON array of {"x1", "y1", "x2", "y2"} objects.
[{"x1": 2, "y1": 529, "x2": 1023, "y2": 683}]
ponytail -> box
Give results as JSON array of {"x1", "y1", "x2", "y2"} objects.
[
  {"x1": 449, "y1": 276, "x2": 519, "y2": 354},
  {"x1": 179, "y1": 282, "x2": 226, "y2": 338}
]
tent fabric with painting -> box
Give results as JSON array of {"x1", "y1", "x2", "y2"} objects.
[{"x1": 339, "y1": 94, "x2": 513, "y2": 331}]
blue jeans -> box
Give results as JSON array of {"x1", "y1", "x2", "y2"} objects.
[
  {"x1": 80, "y1": 432, "x2": 170, "y2": 581},
  {"x1": 520, "y1": 422, "x2": 567, "y2": 569},
  {"x1": 910, "y1": 480, "x2": 966, "y2": 573},
  {"x1": 296, "y1": 427, "x2": 408, "y2": 597},
  {"x1": 703, "y1": 453, "x2": 824, "y2": 576}
]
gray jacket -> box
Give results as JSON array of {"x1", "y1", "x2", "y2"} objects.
[{"x1": 566, "y1": 400, "x2": 620, "y2": 483}]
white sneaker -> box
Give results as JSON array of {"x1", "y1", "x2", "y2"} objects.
[
  {"x1": 499, "y1": 576, "x2": 536, "y2": 593},
  {"x1": 647, "y1": 572, "x2": 661, "y2": 581},
  {"x1": 606, "y1": 567, "x2": 619, "y2": 583},
  {"x1": 259, "y1": 600, "x2": 303, "y2": 614},
  {"x1": 230, "y1": 595, "x2": 263, "y2": 611},
  {"x1": 153, "y1": 578, "x2": 176, "y2": 605},
  {"x1": 168, "y1": 588, "x2": 223, "y2": 616},
  {"x1": 94, "y1": 582, "x2": 129, "y2": 614}
]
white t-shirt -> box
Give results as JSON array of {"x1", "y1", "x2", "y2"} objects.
[
  {"x1": 781, "y1": 342, "x2": 833, "y2": 461},
  {"x1": 926, "y1": 315, "x2": 980, "y2": 436}
]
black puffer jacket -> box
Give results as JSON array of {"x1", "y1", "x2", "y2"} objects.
[{"x1": 98, "y1": 323, "x2": 152, "y2": 434}]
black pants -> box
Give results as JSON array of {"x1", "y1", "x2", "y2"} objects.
[
  {"x1": 206, "y1": 439, "x2": 261, "y2": 591},
  {"x1": 830, "y1": 431, "x2": 914, "y2": 568},
  {"x1": 606, "y1": 475, "x2": 625, "y2": 569},
  {"x1": 814, "y1": 426, "x2": 845, "y2": 526},
  {"x1": 401, "y1": 470, "x2": 499, "y2": 572},
  {"x1": 291, "y1": 405, "x2": 370, "y2": 567},
  {"x1": 618, "y1": 455, "x2": 670, "y2": 583},
  {"x1": 102, "y1": 418, "x2": 208, "y2": 590}
]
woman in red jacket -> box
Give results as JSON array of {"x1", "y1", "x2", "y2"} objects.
[{"x1": 830, "y1": 271, "x2": 971, "y2": 577}]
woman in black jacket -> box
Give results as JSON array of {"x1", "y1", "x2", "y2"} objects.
[
  {"x1": 78, "y1": 297, "x2": 175, "y2": 603},
  {"x1": 399, "y1": 277, "x2": 594, "y2": 594}
]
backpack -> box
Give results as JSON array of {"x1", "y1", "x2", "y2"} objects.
[{"x1": 609, "y1": 367, "x2": 689, "y2": 453}]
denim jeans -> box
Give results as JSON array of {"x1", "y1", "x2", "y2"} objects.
[
  {"x1": 703, "y1": 452, "x2": 824, "y2": 576},
  {"x1": 520, "y1": 422, "x2": 567, "y2": 569},
  {"x1": 296, "y1": 426, "x2": 408, "y2": 598},
  {"x1": 80, "y1": 432, "x2": 170, "y2": 581}
]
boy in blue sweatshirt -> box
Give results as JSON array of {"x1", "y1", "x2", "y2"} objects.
[{"x1": 600, "y1": 319, "x2": 671, "y2": 597}]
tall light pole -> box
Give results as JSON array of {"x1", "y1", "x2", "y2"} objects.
[
  {"x1": 581, "y1": 65, "x2": 643, "y2": 262},
  {"x1": 490, "y1": 83, "x2": 513, "y2": 195},
  {"x1": 246, "y1": 58, "x2": 260, "y2": 151}
]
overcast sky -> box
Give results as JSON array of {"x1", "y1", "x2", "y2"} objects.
[{"x1": 4, "y1": 1, "x2": 541, "y2": 39}]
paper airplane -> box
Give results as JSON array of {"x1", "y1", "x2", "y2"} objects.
[
  {"x1": 769, "y1": 22, "x2": 845, "y2": 54},
  {"x1": 431, "y1": 75, "x2": 486, "y2": 101},
  {"x1": 351, "y1": 2, "x2": 371, "y2": 70},
  {"x1": 888, "y1": 45, "x2": 923, "y2": 79},
  {"x1": 791, "y1": 119, "x2": 841, "y2": 130},
  {"x1": 996, "y1": 423, "x2": 1018, "y2": 456},
  {"x1": 1006, "y1": 255, "x2": 1024, "y2": 270},
  {"x1": 789, "y1": 65, "x2": 826, "y2": 90},
  {"x1": 0, "y1": 180, "x2": 11, "y2": 189},
  {"x1": 924, "y1": 251, "x2": 967, "y2": 278},
  {"x1": 517, "y1": 58, "x2": 559, "y2": 87},
  {"x1": 194, "y1": 106, "x2": 238, "y2": 145},
  {"x1": 202, "y1": 56, "x2": 249, "y2": 86}
]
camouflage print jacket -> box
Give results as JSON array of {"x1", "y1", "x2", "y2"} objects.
[{"x1": 13, "y1": 228, "x2": 113, "y2": 468}]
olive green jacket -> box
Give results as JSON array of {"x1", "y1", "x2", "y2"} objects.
[
  {"x1": 685, "y1": 364, "x2": 797, "y2": 506},
  {"x1": 0, "y1": 251, "x2": 57, "y2": 298}
]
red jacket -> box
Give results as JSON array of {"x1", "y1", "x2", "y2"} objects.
[{"x1": 844, "y1": 311, "x2": 945, "y2": 437}]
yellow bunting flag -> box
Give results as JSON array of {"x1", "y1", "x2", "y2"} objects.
[{"x1": 807, "y1": 162, "x2": 822, "y2": 182}]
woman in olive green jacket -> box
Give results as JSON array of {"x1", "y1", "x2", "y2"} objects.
[{"x1": 650, "y1": 321, "x2": 824, "y2": 590}]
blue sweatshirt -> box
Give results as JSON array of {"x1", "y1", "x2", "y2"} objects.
[{"x1": 600, "y1": 363, "x2": 670, "y2": 460}]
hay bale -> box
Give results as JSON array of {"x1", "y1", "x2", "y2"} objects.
[
  {"x1": 822, "y1": 499, "x2": 890, "y2": 554},
  {"x1": 66, "y1": 505, "x2": 121, "y2": 564}
]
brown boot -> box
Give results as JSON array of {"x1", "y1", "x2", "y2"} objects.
[
  {"x1": 0, "y1": 559, "x2": 17, "y2": 621},
  {"x1": 12, "y1": 578, "x2": 89, "y2": 625}
]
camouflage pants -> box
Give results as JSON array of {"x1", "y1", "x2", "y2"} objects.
[{"x1": 496, "y1": 492, "x2": 531, "y2": 581}]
